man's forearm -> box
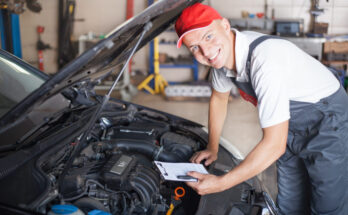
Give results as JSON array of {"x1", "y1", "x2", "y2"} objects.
[
  {"x1": 208, "y1": 90, "x2": 229, "y2": 152},
  {"x1": 220, "y1": 121, "x2": 288, "y2": 191}
]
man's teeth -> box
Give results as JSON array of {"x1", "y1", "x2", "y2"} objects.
[{"x1": 209, "y1": 51, "x2": 219, "y2": 60}]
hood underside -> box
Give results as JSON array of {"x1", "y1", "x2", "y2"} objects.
[{"x1": 0, "y1": 0, "x2": 201, "y2": 128}]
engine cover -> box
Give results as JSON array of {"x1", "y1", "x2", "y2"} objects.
[{"x1": 102, "y1": 154, "x2": 137, "y2": 191}]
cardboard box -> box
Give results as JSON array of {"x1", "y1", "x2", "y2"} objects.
[
  {"x1": 324, "y1": 41, "x2": 348, "y2": 54},
  {"x1": 314, "y1": 22, "x2": 328, "y2": 34}
]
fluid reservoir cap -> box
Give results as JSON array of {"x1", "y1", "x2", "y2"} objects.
[
  {"x1": 51, "y1": 205, "x2": 78, "y2": 214},
  {"x1": 174, "y1": 187, "x2": 186, "y2": 200}
]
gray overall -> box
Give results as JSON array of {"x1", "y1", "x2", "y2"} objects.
[{"x1": 230, "y1": 36, "x2": 348, "y2": 214}]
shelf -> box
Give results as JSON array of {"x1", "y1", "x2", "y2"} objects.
[
  {"x1": 149, "y1": 35, "x2": 199, "y2": 83},
  {"x1": 146, "y1": 6, "x2": 199, "y2": 84}
]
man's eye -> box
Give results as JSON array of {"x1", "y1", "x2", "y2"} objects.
[
  {"x1": 191, "y1": 46, "x2": 198, "y2": 52},
  {"x1": 206, "y1": 34, "x2": 212, "y2": 40}
]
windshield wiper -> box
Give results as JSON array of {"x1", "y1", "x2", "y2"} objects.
[
  {"x1": 0, "y1": 107, "x2": 71, "y2": 153},
  {"x1": 58, "y1": 22, "x2": 153, "y2": 191}
]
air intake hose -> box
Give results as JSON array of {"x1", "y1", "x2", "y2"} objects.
[{"x1": 108, "y1": 139, "x2": 185, "y2": 162}]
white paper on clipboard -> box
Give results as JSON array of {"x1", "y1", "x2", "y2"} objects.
[{"x1": 154, "y1": 161, "x2": 208, "y2": 182}]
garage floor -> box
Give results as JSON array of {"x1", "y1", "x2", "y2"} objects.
[{"x1": 131, "y1": 91, "x2": 278, "y2": 199}]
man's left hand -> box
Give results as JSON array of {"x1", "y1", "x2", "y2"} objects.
[{"x1": 185, "y1": 171, "x2": 226, "y2": 195}]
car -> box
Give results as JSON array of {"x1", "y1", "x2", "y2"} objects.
[{"x1": 0, "y1": 0, "x2": 278, "y2": 214}]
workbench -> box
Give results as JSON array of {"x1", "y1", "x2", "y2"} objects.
[{"x1": 283, "y1": 37, "x2": 326, "y2": 61}]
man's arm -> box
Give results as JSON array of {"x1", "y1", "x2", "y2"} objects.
[
  {"x1": 190, "y1": 89, "x2": 230, "y2": 165},
  {"x1": 187, "y1": 120, "x2": 288, "y2": 195}
]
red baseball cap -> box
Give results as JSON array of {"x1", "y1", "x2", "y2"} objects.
[{"x1": 175, "y1": 3, "x2": 222, "y2": 48}]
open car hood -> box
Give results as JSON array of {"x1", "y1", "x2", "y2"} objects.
[{"x1": 0, "y1": 0, "x2": 201, "y2": 127}]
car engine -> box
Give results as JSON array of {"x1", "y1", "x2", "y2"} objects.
[
  {"x1": 40, "y1": 105, "x2": 205, "y2": 215},
  {"x1": 0, "y1": 103, "x2": 270, "y2": 215}
]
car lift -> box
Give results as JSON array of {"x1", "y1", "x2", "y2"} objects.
[
  {"x1": 0, "y1": 8, "x2": 22, "y2": 58},
  {"x1": 137, "y1": 0, "x2": 168, "y2": 95},
  {"x1": 137, "y1": 36, "x2": 168, "y2": 95},
  {"x1": 0, "y1": 0, "x2": 41, "y2": 58}
]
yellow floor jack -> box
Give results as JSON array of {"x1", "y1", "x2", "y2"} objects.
[{"x1": 137, "y1": 37, "x2": 168, "y2": 94}]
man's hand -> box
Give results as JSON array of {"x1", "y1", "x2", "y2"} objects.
[
  {"x1": 185, "y1": 172, "x2": 225, "y2": 195},
  {"x1": 190, "y1": 149, "x2": 217, "y2": 166}
]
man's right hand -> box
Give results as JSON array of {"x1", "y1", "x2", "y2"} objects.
[{"x1": 190, "y1": 149, "x2": 218, "y2": 166}]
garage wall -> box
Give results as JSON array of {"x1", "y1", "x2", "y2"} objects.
[
  {"x1": 73, "y1": 0, "x2": 148, "y2": 75},
  {"x1": 208, "y1": 0, "x2": 348, "y2": 35},
  {"x1": 19, "y1": 0, "x2": 147, "y2": 74},
  {"x1": 20, "y1": 1, "x2": 59, "y2": 74},
  {"x1": 18, "y1": 0, "x2": 348, "y2": 75}
]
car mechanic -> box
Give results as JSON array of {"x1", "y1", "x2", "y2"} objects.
[{"x1": 175, "y1": 3, "x2": 348, "y2": 215}]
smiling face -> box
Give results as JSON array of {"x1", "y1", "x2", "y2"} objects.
[{"x1": 182, "y1": 18, "x2": 234, "y2": 70}]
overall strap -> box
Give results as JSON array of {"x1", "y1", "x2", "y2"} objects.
[
  {"x1": 230, "y1": 35, "x2": 283, "y2": 106},
  {"x1": 245, "y1": 35, "x2": 282, "y2": 81}
]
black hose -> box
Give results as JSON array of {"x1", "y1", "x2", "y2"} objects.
[
  {"x1": 74, "y1": 197, "x2": 107, "y2": 212},
  {"x1": 109, "y1": 139, "x2": 184, "y2": 162}
]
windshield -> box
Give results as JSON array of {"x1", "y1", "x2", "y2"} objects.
[{"x1": 0, "y1": 56, "x2": 45, "y2": 118}]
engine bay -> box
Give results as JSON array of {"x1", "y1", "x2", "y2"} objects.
[
  {"x1": 0, "y1": 102, "x2": 271, "y2": 215},
  {"x1": 38, "y1": 103, "x2": 206, "y2": 214}
]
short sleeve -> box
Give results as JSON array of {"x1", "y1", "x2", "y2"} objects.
[
  {"x1": 211, "y1": 68, "x2": 234, "y2": 93},
  {"x1": 251, "y1": 58, "x2": 290, "y2": 128}
]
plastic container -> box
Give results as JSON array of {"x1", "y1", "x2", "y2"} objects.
[
  {"x1": 48, "y1": 205, "x2": 84, "y2": 215},
  {"x1": 88, "y1": 209, "x2": 111, "y2": 215}
]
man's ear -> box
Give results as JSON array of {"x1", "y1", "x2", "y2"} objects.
[{"x1": 221, "y1": 18, "x2": 231, "y2": 32}]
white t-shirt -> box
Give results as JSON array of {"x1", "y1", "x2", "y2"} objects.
[{"x1": 212, "y1": 29, "x2": 340, "y2": 128}]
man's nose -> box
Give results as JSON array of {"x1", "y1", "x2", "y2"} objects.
[{"x1": 200, "y1": 44, "x2": 211, "y2": 57}]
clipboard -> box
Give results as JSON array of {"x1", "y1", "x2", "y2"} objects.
[{"x1": 154, "y1": 161, "x2": 208, "y2": 182}]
